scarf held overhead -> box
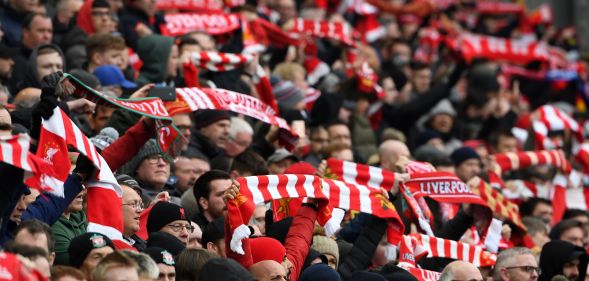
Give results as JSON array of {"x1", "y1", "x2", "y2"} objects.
[
  {"x1": 162, "y1": 13, "x2": 241, "y2": 36},
  {"x1": 227, "y1": 175, "x2": 404, "y2": 259},
  {"x1": 57, "y1": 73, "x2": 182, "y2": 158}
]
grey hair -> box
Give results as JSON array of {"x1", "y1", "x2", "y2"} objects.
[
  {"x1": 492, "y1": 247, "x2": 533, "y2": 281},
  {"x1": 229, "y1": 117, "x2": 253, "y2": 139},
  {"x1": 121, "y1": 249, "x2": 159, "y2": 279}
]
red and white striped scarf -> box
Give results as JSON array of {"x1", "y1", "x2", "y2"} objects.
[
  {"x1": 25, "y1": 107, "x2": 127, "y2": 248},
  {"x1": 398, "y1": 235, "x2": 440, "y2": 281},
  {"x1": 446, "y1": 33, "x2": 551, "y2": 65},
  {"x1": 411, "y1": 234, "x2": 497, "y2": 267},
  {"x1": 492, "y1": 150, "x2": 571, "y2": 175},
  {"x1": 59, "y1": 73, "x2": 182, "y2": 158},
  {"x1": 532, "y1": 105, "x2": 582, "y2": 150},
  {"x1": 0, "y1": 134, "x2": 57, "y2": 193},
  {"x1": 227, "y1": 175, "x2": 404, "y2": 259},
  {"x1": 162, "y1": 13, "x2": 241, "y2": 37},
  {"x1": 156, "y1": 0, "x2": 223, "y2": 12},
  {"x1": 190, "y1": 51, "x2": 254, "y2": 72},
  {"x1": 470, "y1": 177, "x2": 526, "y2": 233},
  {"x1": 169, "y1": 87, "x2": 297, "y2": 148},
  {"x1": 288, "y1": 18, "x2": 356, "y2": 47},
  {"x1": 476, "y1": 1, "x2": 524, "y2": 14}
]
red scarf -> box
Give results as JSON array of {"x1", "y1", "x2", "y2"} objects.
[
  {"x1": 492, "y1": 150, "x2": 571, "y2": 175},
  {"x1": 156, "y1": 0, "x2": 223, "y2": 12},
  {"x1": 190, "y1": 51, "x2": 254, "y2": 72},
  {"x1": 161, "y1": 13, "x2": 240, "y2": 36},
  {"x1": 288, "y1": 18, "x2": 356, "y2": 47}
]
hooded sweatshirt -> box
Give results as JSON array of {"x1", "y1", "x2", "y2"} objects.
[
  {"x1": 52, "y1": 211, "x2": 88, "y2": 265},
  {"x1": 136, "y1": 35, "x2": 174, "y2": 86},
  {"x1": 20, "y1": 44, "x2": 66, "y2": 90},
  {"x1": 197, "y1": 258, "x2": 257, "y2": 281},
  {"x1": 539, "y1": 240, "x2": 589, "y2": 281}
]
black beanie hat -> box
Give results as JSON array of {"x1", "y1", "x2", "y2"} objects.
[
  {"x1": 193, "y1": 109, "x2": 231, "y2": 129},
  {"x1": 202, "y1": 217, "x2": 225, "y2": 246},
  {"x1": 450, "y1": 146, "x2": 480, "y2": 167},
  {"x1": 68, "y1": 232, "x2": 115, "y2": 268},
  {"x1": 144, "y1": 247, "x2": 175, "y2": 266},
  {"x1": 147, "y1": 232, "x2": 186, "y2": 256},
  {"x1": 92, "y1": 0, "x2": 111, "y2": 9},
  {"x1": 146, "y1": 201, "x2": 187, "y2": 233}
]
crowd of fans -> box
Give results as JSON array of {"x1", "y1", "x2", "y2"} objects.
[{"x1": 1, "y1": 0, "x2": 589, "y2": 280}]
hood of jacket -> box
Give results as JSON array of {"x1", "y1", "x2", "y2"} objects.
[
  {"x1": 136, "y1": 34, "x2": 174, "y2": 85},
  {"x1": 22, "y1": 44, "x2": 66, "y2": 89},
  {"x1": 76, "y1": 0, "x2": 95, "y2": 35},
  {"x1": 539, "y1": 240, "x2": 588, "y2": 281},
  {"x1": 57, "y1": 211, "x2": 87, "y2": 229}
]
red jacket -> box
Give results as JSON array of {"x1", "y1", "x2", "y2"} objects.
[{"x1": 101, "y1": 120, "x2": 152, "y2": 171}]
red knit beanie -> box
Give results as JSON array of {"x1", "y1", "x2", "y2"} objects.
[{"x1": 250, "y1": 237, "x2": 286, "y2": 264}]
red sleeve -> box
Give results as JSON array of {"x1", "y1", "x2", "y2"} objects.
[
  {"x1": 284, "y1": 205, "x2": 317, "y2": 281},
  {"x1": 101, "y1": 120, "x2": 152, "y2": 171}
]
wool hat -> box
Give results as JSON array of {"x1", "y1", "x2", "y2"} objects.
[
  {"x1": 93, "y1": 64, "x2": 137, "y2": 89},
  {"x1": 68, "y1": 232, "x2": 115, "y2": 268},
  {"x1": 267, "y1": 148, "x2": 299, "y2": 164},
  {"x1": 284, "y1": 161, "x2": 317, "y2": 175},
  {"x1": 299, "y1": 264, "x2": 341, "y2": 281},
  {"x1": 118, "y1": 139, "x2": 163, "y2": 175},
  {"x1": 146, "y1": 201, "x2": 188, "y2": 233},
  {"x1": 450, "y1": 146, "x2": 480, "y2": 167},
  {"x1": 147, "y1": 232, "x2": 186, "y2": 256},
  {"x1": 311, "y1": 235, "x2": 339, "y2": 266},
  {"x1": 70, "y1": 69, "x2": 101, "y2": 90},
  {"x1": 193, "y1": 109, "x2": 231, "y2": 129},
  {"x1": 250, "y1": 237, "x2": 286, "y2": 264},
  {"x1": 272, "y1": 79, "x2": 304, "y2": 110},
  {"x1": 202, "y1": 217, "x2": 225, "y2": 246},
  {"x1": 115, "y1": 174, "x2": 140, "y2": 190},
  {"x1": 144, "y1": 247, "x2": 175, "y2": 266},
  {"x1": 90, "y1": 127, "x2": 119, "y2": 151},
  {"x1": 198, "y1": 258, "x2": 257, "y2": 281}
]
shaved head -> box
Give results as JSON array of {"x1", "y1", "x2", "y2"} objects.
[
  {"x1": 249, "y1": 260, "x2": 287, "y2": 281},
  {"x1": 379, "y1": 140, "x2": 410, "y2": 171},
  {"x1": 439, "y1": 260, "x2": 483, "y2": 281}
]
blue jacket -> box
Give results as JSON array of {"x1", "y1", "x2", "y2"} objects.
[{"x1": 0, "y1": 174, "x2": 84, "y2": 245}]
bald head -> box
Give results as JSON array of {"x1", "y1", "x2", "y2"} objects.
[
  {"x1": 249, "y1": 260, "x2": 287, "y2": 281},
  {"x1": 379, "y1": 140, "x2": 410, "y2": 171},
  {"x1": 439, "y1": 261, "x2": 483, "y2": 281}
]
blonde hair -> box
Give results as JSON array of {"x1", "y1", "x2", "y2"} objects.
[
  {"x1": 273, "y1": 63, "x2": 306, "y2": 82},
  {"x1": 92, "y1": 251, "x2": 138, "y2": 281}
]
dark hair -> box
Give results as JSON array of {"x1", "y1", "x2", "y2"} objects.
[
  {"x1": 209, "y1": 155, "x2": 233, "y2": 172},
  {"x1": 193, "y1": 170, "x2": 231, "y2": 213},
  {"x1": 231, "y1": 149, "x2": 268, "y2": 176},
  {"x1": 177, "y1": 35, "x2": 199, "y2": 51},
  {"x1": 23, "y1": 13, "x2": 50, "y2": 30},
  {"x1": 325, "y1": 120, "x2": 349, "y2": 131},
  {"x1": 549, "y1": 219, "x2": 584, "y2": 240},
  {"x1": 51, "y1": 265, "x2": 86, "y2": 280},
  {"x1": 519, "y1": 197, "x2": 552, "y2": 217},
  {"x1": 14, "y1": 219, "x2": 54, "y2": 253},
  {"x1": 409, "y1": 60, "x2": 430, "y2": 71},
  {"x1": 563, "y1": 209, "x2": 589, "y2": 221},
  {"x1": 175, "y1": 249, "x2": 219, "y2": 281},
  {"x1": 489, "y1": 130, "x2": 516, "y2": 149},
  {"x1": 4, "y1": 242, "x2": 48, "y2": 259}
]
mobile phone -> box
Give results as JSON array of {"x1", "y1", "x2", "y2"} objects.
[{"x1": 148, "y1": 87, "x2": 176, "y2": 101}]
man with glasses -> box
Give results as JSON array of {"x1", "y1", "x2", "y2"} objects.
[
  {"x1": 493, "y1": 247, "x2": 539, "y2": 281},
  {"x1": 120, "y1": 139, "x2": 171, "y2": 205},
  {"x1": 146, "y1": 201, "x2": 193, "y2": 246},
  {"x1": 117, "y1": 174, "x2": 147, "y2": 251}
]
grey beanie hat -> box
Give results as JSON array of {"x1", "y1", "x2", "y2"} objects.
[
  {"x1": 272, "y1": 79, "x2": 304, "y2": 110},
  {"x1": 90, "y1": 127, "x2": 119, "y2": 151},
  {"x1": 118, "y1": 139, "x2": 163, "y2": 175}
]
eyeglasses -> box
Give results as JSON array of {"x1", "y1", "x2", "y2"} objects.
[
  {"x1": 146, "y1": 155, "x2": 169, "y2": 164},
  {"x1": 505, "y1": 266, "x2": 541, "y2": 275},
  {"x1": 122, "y1": 201, "x2": 144, "y2": 210},
  {"x1": 167, "y1": 224, "x2": 195, "y2": 233}
]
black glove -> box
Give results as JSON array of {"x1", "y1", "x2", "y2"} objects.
[
  {"x1": 72, "y1": 154, "x2": 95, "y2": 181},
  {"x1": 40, "y1": 71, "x2": 63, "y2": 96}
]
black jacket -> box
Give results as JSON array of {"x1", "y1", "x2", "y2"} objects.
[
  {"x1": 186, "y1": 130, "x2": 224, "y2": 161},
  {"x1": 539, "y1": 240, "x2": 588, "y2": 281}
]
